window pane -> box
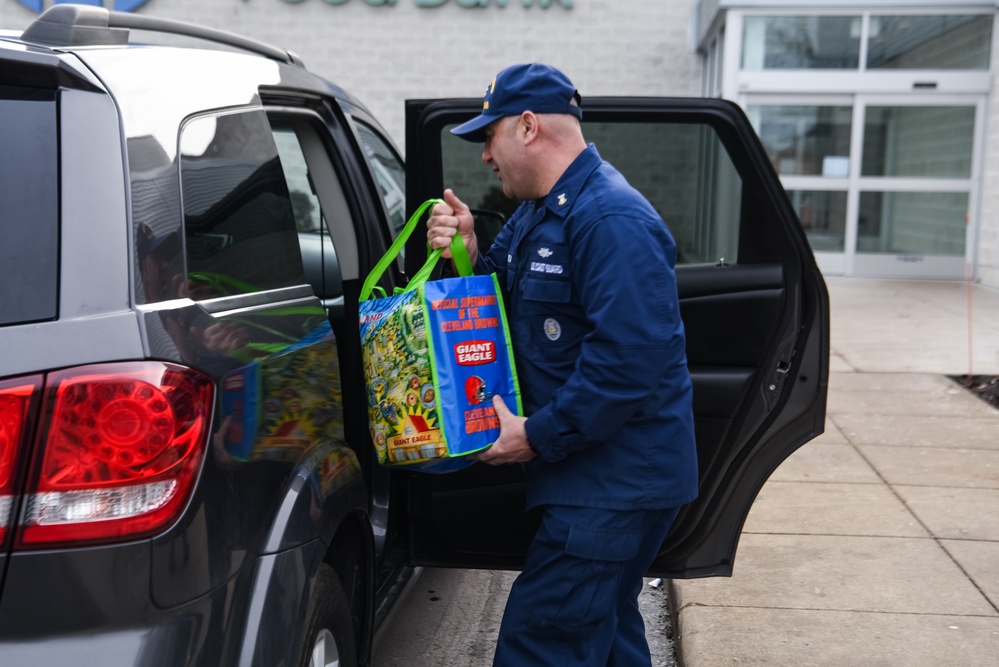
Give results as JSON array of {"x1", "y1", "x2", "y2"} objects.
[
  {"x1": 0, "y1": 86, "x2": 58, "y2": 325},
  {"x1": 788, "y1": 190, "x2": 847, "y2": 252},
  {"x1": 588, "y1": 123, "x2": 740, "y2": 265},
  {"x1": 749, "y1": 105, "x2": 852, "y2": 176},
  {"x1": 743, "y1": 16, "x2": 860, "y2": 70},
  {"x1": 862, "y1": 106, "x2": 974, "y2": 178},
  {"x1": 272, "y1": 127, "x2": 323, "y2": 233},
  {"x1": 441, "y1": 122, "x2": 742, "y2": 266},
  {"x1": 270, "y1": 121, "x2": 345, "y2": 305},
  {"x1": 355, "y1": 121, "x2": 407, "y2": 237},
  {"x1": 857, "y1": 191, "x2": 967, "y2": 255},
  {"x1": 868, "y1": 15, "x2": 993, "y2": 70},
  {"x1": 180, "y1": 111, "x2": 306, "y2": 299}
]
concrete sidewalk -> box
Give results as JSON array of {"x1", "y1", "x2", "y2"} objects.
[{"x1": 671, "y1": 278, "x2": 999, "y2": 666}]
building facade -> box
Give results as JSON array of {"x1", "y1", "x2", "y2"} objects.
[{"x1": 3, "y1": 0, "x2": 996, "y2": 286}]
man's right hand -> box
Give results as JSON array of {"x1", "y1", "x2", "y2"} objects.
[{"x1": 427, "y1": 189, "x2": 478, "y2": 266}]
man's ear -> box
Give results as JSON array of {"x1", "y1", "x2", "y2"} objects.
[{"x1": 520, "y1": 111, "x2": 540, "y2": 143}]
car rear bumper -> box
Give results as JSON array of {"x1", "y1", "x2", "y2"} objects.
[{"x1": 0, "y1": 541, "x2": 323, "y2": 666}]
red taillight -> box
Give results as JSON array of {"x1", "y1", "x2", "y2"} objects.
[
  {"x1": 0, "y1": 377, "x2": 41, "y2": 545},
  {"x1": 16, "y1": 362, "x2": 214, "y2": 548}
]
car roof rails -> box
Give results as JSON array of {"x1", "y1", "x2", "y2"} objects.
[{"x1": 20, "y1": 4, "x2": 304, "y2": 67}]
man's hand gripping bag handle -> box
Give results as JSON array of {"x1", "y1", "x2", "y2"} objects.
[{"x1": 360, "y1": 198, "x2": 475, "y2": 301}]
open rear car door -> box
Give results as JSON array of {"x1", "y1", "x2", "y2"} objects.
[{"x1": 402, "y1": 98, "x2": 829, "y2": 578}]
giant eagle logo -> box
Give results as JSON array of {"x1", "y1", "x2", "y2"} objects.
[{"x1": 17, "y1": 0, "x2": 151, "y2": 13}]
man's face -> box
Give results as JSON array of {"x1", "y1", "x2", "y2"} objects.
[{"x1": 481, "y1": 115, "x2": 527, "y2": 200}]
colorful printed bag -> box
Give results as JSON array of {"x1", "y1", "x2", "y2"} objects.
[{"x1": 358, "y1": 199, "x2": 521, "y2": 473}]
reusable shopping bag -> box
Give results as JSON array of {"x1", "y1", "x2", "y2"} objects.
[{"x1": 358, "y1": 199, "x2": 521, "y2": 473}]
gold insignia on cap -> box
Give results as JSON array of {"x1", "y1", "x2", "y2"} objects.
[
  {"x1": 490, "y1": 76, "x2": 496, "y2": 94},
  {"x1": 557, "y1": 193, "x2": 567, "y2": 206},
  {"x1": 484, "y1": 101, "x2": 489, "y2": 110}
]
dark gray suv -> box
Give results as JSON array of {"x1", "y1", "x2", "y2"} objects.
[{"x1": 0, "y1": 5, "x2": 829, "y2": 666}]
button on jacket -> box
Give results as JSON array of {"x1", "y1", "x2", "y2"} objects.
[{"x1": 475, "y1": 145, "x2": 698, "y2": 510}]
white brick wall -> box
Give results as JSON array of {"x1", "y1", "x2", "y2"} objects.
[{"x1": 0, "y1": 0, "x2": 699, "y2": 149}]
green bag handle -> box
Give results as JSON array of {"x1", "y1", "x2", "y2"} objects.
[{"x1": 360, "y1": 198, "x2": 475, "y2": 301}]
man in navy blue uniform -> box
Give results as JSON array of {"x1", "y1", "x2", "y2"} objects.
[{"x1": 427, "y1": 63, "x2": 698, "y2": 666}]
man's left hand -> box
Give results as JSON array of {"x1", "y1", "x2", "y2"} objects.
[{"x1": 474, "y1": 395, "x2": 536, "y2": 465}]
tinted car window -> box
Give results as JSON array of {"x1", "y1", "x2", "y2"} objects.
[
  {"x1": 586, "y1": 122, "x2": 741, "y2": 266},
  {"x1": 272, "y1": 126, "x2": 324, "y2": 234},
  {"x1": 271, "y1": 120, "x2": 345, "y2": 307},
  {"x1": 355, "y1": 121, "x2": 406, "y2": 237},
  {"x1": 180, "y1": 110, "x2": 307, "y2": 299},
  {"x1": 0, "y1": 86, "x2": 58, "y2": 325},
  {"x1": 439, "y1": 121, "x2": 741, "y2": 266}
]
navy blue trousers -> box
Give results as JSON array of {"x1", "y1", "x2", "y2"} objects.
[{"x1": 494, "y1": 505, "x2": 680, "y2": 667}]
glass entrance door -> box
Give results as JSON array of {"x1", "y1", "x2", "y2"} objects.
[
  {"x1": 852, "y1": 98, "x2": 981, "y2": 278},
  {"x1": 746, "y1": 95, "x2": 984, "y2": 279},
  {"x1": 721, "y1": 7, "x2": 994, "y2": 279}
]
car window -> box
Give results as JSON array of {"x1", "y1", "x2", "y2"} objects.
[
  {"x1": 0, "y1": 85, "x2": 58, "y2": 326},
  {"x1": 269, "y1": 118, "x2": 348, "y2": 309},
  {"x1": 272, "y1": 127, "x2": 324, "y2": 234},
  {"x1": 354, "y1": 121, "x2": 406, "y2": 238},
  {"x1": 179, "y1": 110, "x2": 308, "y2": 300},
  {"x1": 439, "y1": 120, "x2": 742, "y2": 266}
]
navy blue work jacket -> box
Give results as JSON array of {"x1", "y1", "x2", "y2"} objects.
[{"x1": 475, "y1": 145, "x2": 698, "y2": 510}]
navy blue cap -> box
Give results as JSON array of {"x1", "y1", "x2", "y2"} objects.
[{"x1": 451, "y1": 63, "x2": 582, "y2": 143}]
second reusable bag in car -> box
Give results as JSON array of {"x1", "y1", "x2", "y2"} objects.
[{"x1": 358, "y1": 199, "x2": 521, "y2": 473}]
